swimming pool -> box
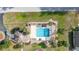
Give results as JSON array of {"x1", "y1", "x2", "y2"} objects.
[{"x1": 36, "y1": 27, "x2": 49, "y2": 37}]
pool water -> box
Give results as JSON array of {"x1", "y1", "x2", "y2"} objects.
[{"x1": 36, "y1": 27, "x2": 49, "y2": 37}]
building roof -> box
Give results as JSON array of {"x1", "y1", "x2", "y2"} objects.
[{"x1": 73, "y1": 31, "x2": 79, "y2": 47}]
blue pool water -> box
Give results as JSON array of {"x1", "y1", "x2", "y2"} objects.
[{"x1": 36, "y1": 27, "x2": 49, "y2": 37}]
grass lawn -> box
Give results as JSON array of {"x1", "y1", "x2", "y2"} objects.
[
  {"x1": 3, "y1": 11, "x2": 79, "y2": 51},
  {"x1": 3, "y1": 12, "x2": 66, "y2": 30}
]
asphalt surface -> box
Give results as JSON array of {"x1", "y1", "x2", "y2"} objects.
[
  {"x1": 1, "y1": 7, "x2": 79, "y2": 13},
  {"x1": 0, "y1": 13, "x2": 6, "y2": 31}
]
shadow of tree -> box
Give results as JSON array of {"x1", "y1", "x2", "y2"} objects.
[
  {"x1": 40, "y1": 11, "x2": 67, "y2": 17},
  {"x1": 53, "y1": 11, "x2": 67, "y2": 15},
  {"x1": 68, "y1": 31, "x2": 74, "y2": 51},
  {"x1": 0, "y1": 7, "x2": 13, "y2": 11},
  {"x1": 40, "y1": 12, "x2": 53, "y2": 16}
]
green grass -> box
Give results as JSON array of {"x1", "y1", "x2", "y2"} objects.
[{"x1": 4, "y1": 12, "x2": 66, "y2": 28}]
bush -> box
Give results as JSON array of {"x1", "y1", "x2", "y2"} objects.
[
  {"x1": 57, "y1": 41, "x2": 63, "y2": 47},
  {"x1": 0, "y1": 39, "x2": 11, "y2": 49},
  {"x1": 13, "y1": 44, "x2": 22, "y2": 49},
  {"x1": 11, "y1": 27, "x2": 29, "y2": 35},
  {"x1": 57, "y1": 41, "x2": 67, "y2": 47},
  {"x1": 57, "y1": 28, "x2": 65, "y2": 34},
  {"x1": 22, "y1": 27, "x2": 30, "y2": 35},
  {"x1": 38, "y1": 42, "x2": 47, "y2": 48},
  {"x1": 50, "y1": 41, "x2": 56, "y2": 48},
  {"x1": 62, "y1": 41, "x2": 67, "y2": 47},
  {"x1": 74, "y1": 27, "x2": 79, "y2": 31},
  {"x1": 11, "y1": 27, "x2": 20, "y2": 34}
]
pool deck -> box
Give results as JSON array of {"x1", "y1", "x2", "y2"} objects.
[
  {"x1": 30, "y1": 25, "x2": 49, "y2": 41},
  {"x1": 28, "y1": 19, "x2": 58, "y2": 41}
]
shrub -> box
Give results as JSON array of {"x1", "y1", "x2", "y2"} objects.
[
  {"x1": 13, "y1": 44, "x2": 22, "y2": 49},
  {"x1": 62, "y1": 41, "x2": 67, "y2": 47},
  {"x1": 50, "y1": 41, "x2": 56, "y2": 48},
  {"x1": 57, "y1": 41, "x2": 67, "y2": 47},
  {"x1": 11, "y1": 27, "x2": 20, "y2": 34},
  {"x1": 57, "y1": 28, "x2": 65, "y2": 34},
  {"x1": 11, "y1": 27, "x2": 29, "y2": 35},
  {"x1": 57, "y1": 41, "x2": 63, "y2": 47},
  {"x1": 38, "y1": 42, "x2": 47, "y2": 48},
  {"x1": 0, "y1": 39, "x2": 11, "y2": 48}
]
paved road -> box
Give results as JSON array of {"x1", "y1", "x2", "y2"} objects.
[
  {"x1": 0, "y1": 13, "x2": 6, "y2": 31},
  {"x1": 0, "y1": 7, "x2": 79, "y2": 13},
  {"x1": 0, "y1": 7, "x2": 41, "y2": 13}
]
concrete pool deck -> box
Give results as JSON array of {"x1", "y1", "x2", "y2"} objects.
[
  {"x1": 30, "y1": 25, "x2": 50, "y2": 41},
  {"x1": 29, "y1": 20, "x2": 57, "y2": 41}
]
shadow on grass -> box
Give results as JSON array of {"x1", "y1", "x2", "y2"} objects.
[
  {"x1": 68, "y1": 31, "x2": 74, "y2": 51},
  {"x1": 40, "y1": 12, "x2": 53, "y2": 16},
  {"x1": 40, "y1": 11, "x2": 67, "y2": 17}
]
